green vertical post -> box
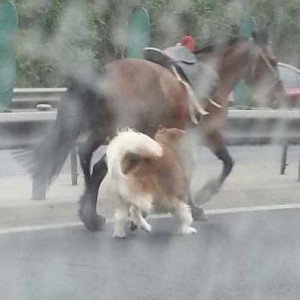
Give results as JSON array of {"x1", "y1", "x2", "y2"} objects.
[
  {"x1": 232, "y1": 80, "x2": 252, "y2": 108},
  {"x1": 233, "y1": 17, "x2": 257, "y2": 108},
  {"x1": 126, "y1": 4, "x2": 150, "y2": 58},
  {"x1": 0, "y1": 0, "x2": 18, "y2": 111},
  {"x1": 238, "y1": 16, "x2": 257, "y2": 39}
]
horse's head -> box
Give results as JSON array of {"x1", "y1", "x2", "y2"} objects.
[
  {"x1": 244, "y1": 35, "x2": 286, "y2": 108},
  {"x1": 194, "y1": 35, "x2": 286, "y2": 109}
]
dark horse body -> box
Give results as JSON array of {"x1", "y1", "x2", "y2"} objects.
[{"x1": 27, "y1": 37, "x2": 285, "y2": 230}]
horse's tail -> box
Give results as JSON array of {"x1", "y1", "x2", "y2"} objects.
[
  {"x1": 106, "y1": 129, "x2": 163, "y2": 178},
  {"x1": 15, "y1": 81, "x2": 88, "y2": 185}
]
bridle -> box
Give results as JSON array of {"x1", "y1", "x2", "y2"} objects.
[{"x1": 246, "y1": 38, "x2": 281, "y2": 93}]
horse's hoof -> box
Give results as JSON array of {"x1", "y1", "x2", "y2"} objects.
[
  {"x1": 191, "y1": 207, "x2": 208, "y2": 222},
  {"x1": 86, "y1": 215, "x2": 106, "y2": 231},
  {"x1": 80, "y1": 212, "x2": 106, "y2": 231},
  {"x1": 203, "y1": 178, "x2": 220, "y2": 194},
  {"x1": 194, "y1": 178, "x2": 220, "y2": 205},
  {"x1": 79, "y1": 204, "x2": 106, "y2": 231}
]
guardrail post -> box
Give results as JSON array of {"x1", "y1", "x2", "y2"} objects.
[
  {"x1": 31, "y1": 175, "x2": 47, "y2": 200},
  {"x1": 70, "y1": 147, "x2": 78, "y2": 185},
  {"x1": 298, "y1": 159, "x2": 300, "y2": 182},
  {"x1": 280, "y1": 143, "x2": 288, "y2": 175}
]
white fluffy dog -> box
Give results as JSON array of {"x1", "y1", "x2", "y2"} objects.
[{"x1": 99, "y1": 127, "x2": 196, "y2": 238}]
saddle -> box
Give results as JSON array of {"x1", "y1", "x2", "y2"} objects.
[
  {"x1": 143, "y1": 46, "x2": 220, "y2": 123},
  {"x1": 143, "y1": 46, "x2": 195, "y2": 82}
]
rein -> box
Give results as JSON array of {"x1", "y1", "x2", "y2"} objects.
[
  {"x1": 247, "y1": 39, "x2": 281, "y2": 92},
  {"x1": 258, "y1": 51, "x2": 281, "y2": 93}
]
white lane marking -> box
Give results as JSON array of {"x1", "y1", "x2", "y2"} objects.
[
  {"x1": 205, "y1": 203, "x2": 300, "y2": 215},
  {"x1": 1, "y1": 203, "x2": 300, "y2": 235},
  {"x1": 0, "y1": 222, "x2": 82, "y2": 235}
]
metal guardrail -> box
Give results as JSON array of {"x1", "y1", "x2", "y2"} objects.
[
  {"x1": 11, "y1": 87, "x2": 66, "y2": 110},
  {"x1": 225, "y1": 109, "x2": 300, "y2": 145},
  {"x1": 0, "y1": 88, "x2": 63, "y2": 149},
  {"x1": 0, "y1": 111, "x2": 56, "y2": 149},
  {"x1": 2, "y1": 87, "x2": 300, "y2": 148},
  {"x1": 1, "y1": 93, "x2": 300, "y2": 198},
  {"x1": 1, "y1": 109, "x2": 300, "y2": 150}
]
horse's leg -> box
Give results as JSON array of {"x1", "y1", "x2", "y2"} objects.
[
  {"x1": 79, "y1": 154, "x2": 107, "y2": 231},
  {"x1": 194, "y1": 130, "x2": 234, "y2": 205},
  {"x1": 78, "y1": 134, "x2": 102, "y2": 186},
  {"x1": 214, "y1": 143, "x2": 235, "y2": 184}
]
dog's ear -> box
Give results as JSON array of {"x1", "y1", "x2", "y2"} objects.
[
  {"x1": 173, "y1": 128, "x2": 186, "y2": 138},
  {"x1": 121, "y1": 153, "x2": 141, "y2": 174}
]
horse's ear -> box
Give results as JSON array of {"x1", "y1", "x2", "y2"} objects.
[
  {"x1": 252, "y1": 30, "x2": 269, "y2": 46},
  {"x1": 251, "y1": 31, "x2": 256, "y2": 40}
]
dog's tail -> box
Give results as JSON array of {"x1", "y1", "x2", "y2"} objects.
[{"x1": 106, "y1": 129, "x2": 163, "y2": 178}]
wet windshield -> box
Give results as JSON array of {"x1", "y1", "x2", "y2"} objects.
[{"x1": 1, "y1": 1, "x2": 300, "y2": 299}]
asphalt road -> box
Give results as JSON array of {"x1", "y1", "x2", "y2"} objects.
[
  {"x1": 1, "y1": 145, "x2": 300, "y2": 228},
  {"x1": 0, "y1": 145, "x2": 300, "y2": 299},
  {"x1": 0, "y1": 208, "x2": 300, "y2": 300}
]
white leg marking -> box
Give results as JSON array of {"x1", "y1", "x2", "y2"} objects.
[
  {"x1": 113, "y1": 206, "x2": 128, "y2": 239},
  {"x1": 173, "y1": 201, "x2": 197, "y2": 235},
  {"x1": 129, "y1": 205, "x2": 152, "y2": 233}
]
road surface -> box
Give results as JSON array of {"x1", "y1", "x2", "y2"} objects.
[{"x1": 0, "y1": 145, "x2": 299, "y2": 299}]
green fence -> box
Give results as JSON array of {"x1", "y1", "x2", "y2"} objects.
[
  {"x1": 233, "y1": 17, "x2": 257, "y2": 108},
  {"x1": 0, "y1": 0, "x2": 18, "y2": 111},
  {"x1": 126, "y1": 5, "x2": 150, "y2": 58}
]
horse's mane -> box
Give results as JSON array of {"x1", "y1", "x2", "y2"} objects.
[
  {"x1": 194, "y1": 37, "x2": 242, "y2": 55},
  {"x1": 194, "y1": 30, "x2": 269, "y2": 55}
]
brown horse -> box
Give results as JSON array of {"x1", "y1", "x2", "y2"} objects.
[{"x1": 26, "y1": 36, "x2": 285, "y2": 231}]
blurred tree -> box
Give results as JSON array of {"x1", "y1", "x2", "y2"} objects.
[
  {"x1": 10, "y1": 0, "x2": 300, "y2": 87},
  {"x1": 251, "y1": 0, "x2": 300, "y2": 66}
]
